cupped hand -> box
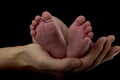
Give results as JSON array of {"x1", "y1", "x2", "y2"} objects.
[
  {"x1": 24, "y1": 35, "x2": 120, "y2": 76},
  {"x1": 24, "y1": 43, "x2": 81, "y2": 76}
]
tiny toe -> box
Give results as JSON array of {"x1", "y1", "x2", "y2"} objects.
[
  {"x1": 74, "y1": 16, "x2": 85, "y2": 26},
  {"x1": 87, "y1": 32, "x2": 94, "y2": 39},
  {"x1": 84, "y1": 37, "x2": 91, "y2": 46},
  {"x1": 85, "y1": 26, "x2": 92, "y2": 33},
  {"x1": 79, "y1": 21, "x2": 91, "y2": 30},
  {"x1": 35, "y1": 15, "x2": 41, "y2": 21},
  {"x1": 42, "y1": 11, "x2": 52, "y2": 20},
  {"x1": 30, "y1": 25, "x2": 35, "y2": 30},
  {"x1": 83, "y1": 21, "x2": 91, "y2": 27},
  {"x1": 30, "y1": 30, "x2": 36, "y2": 37},
  {"x1": 32, "y1": 20, "x2": 37, "y2": 26}
]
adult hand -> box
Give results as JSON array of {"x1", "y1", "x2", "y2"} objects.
[
  {"x1": 70, "y1": 35, "x2": 120, "y2": 73},
  {"x1": 23, "y1": 43, "x2": 81, "y2": 76},
  {"x1": 23, "y1": 35, "x2": 120, "y2": 76}
]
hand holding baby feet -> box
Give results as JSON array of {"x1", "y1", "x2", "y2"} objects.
[
  {"x1": 67, "y1": 16, "x2": 94, "y2": 58},
  {"x1": 30, "y1": 11, "x2": 94, "y2": 59},
  {"x1": 30, "y1": 11, "x2": 67, "y2": 58}
]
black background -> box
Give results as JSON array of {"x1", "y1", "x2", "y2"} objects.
[{"x1": 0, "y1": 0, "x2": 120, "y2": 80}]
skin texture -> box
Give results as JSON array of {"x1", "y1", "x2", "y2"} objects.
[
  {"x1": 30, "y1": 12, "x2": 67, "y2": 58},
  {"x1": 23, "y1": 35, "x2": 120, "y2": 73},
  {"x1": 30, "y1": 11, "x2": 93, "y2": 58},
  {"x1": 0, "y1": 35, "x2": 120, "y2": 79},
  {"x1": 67, "y1": 16, "x2": 93, "y2": 58}
]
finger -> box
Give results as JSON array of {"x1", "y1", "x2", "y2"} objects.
[
  {"x1": 85, "y1": 35, "x2": 115, "y2": 71},
  {"x1": 72, "y1": 37, "x2": 107, "y2": 72},
  {"x1": 91, "y1": 35, "x2": 115, "y2": 65},
  {"x1": 102, "y1": 46, "x2": 120, "y2": 63}
]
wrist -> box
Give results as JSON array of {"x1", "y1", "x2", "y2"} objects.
[{"x1": 0, "y1": 44, "x2": 30, "y2": 70}]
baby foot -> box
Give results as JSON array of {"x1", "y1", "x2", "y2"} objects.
[
  {"x1": 30, "y1": 11, "x2": 67, "y2": 58},
  {"x1": 67, "y1": 16, "x2": 93, "y2": 58}
]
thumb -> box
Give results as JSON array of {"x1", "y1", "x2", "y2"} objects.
[{"x1": 47, "y1": 58, "x2": 82, "y2": 72}]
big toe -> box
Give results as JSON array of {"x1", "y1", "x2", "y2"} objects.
[
  {"x1": 42, "y1": 11, "x2": 52, "y2": 20},
  {"x1": 74, "y1": 16, "x2": 85, "y2": 26}
]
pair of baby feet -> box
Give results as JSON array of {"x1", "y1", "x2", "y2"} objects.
[{"x1": 30, "y1": 11, "x2": 93, "y2": 59}]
